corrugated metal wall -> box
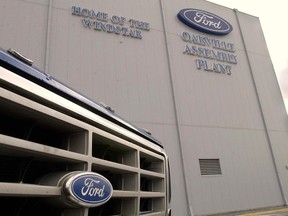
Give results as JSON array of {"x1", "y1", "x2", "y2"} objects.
[{"x1": 1, "y1": 0, "x2": 288, "y2": 215}]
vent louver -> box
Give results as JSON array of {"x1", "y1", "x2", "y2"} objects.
[{"x1": 199, "y1": 159, "x2": 222, "y2": 175}]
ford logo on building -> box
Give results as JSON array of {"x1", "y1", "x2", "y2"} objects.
[
  {"x1": 63, "y1": 172, "x2": 113, "y2": 207},
  {"x1": 177, "y1": 9, "x2": 233, "y2": 35}
]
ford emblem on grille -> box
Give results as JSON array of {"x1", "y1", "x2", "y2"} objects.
[
  {"x1": 177, "y1": 9, "x2": 233, "y2": 35},
  {"x1": 63, "y1": 172, "x2": 113, "y2": 207}
]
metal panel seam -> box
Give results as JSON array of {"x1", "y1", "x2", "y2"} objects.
[
  {"x1": 159, "y1": 0, "x2": 194, "y2": 215},
  {"x1": 45, "y1": 0, "x2": 53, "y2": 73},
  {"x1": 234, "y1": 9, "x2": 288, "y2": 206}
]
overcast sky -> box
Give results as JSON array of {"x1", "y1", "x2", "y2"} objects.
[{"x1": 206, "y1": 0, "x2": 288, "y2": 110}]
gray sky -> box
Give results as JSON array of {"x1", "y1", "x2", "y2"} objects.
[{"x1": 206, "y1": 0, "x2": 288, "y2": 110}]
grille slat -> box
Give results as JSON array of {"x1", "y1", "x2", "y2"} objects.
[{"x1": 0, "y1": 86, "x2": 167, "y2": 215}]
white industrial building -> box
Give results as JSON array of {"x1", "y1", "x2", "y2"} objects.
[{"x1": 1, "y1": 0, "x2": 288, "y2": 215}]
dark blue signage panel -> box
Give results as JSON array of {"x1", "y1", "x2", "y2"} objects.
[{"x1": 177, "y1": 9, "x2": 233, "y2": 35}]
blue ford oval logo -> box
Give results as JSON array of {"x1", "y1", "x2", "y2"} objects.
[
  {"x1": 63, "y1": 172, "x2": 113, "y2": 207},
  {"x1": 177, "y1": 9, "x2": 233, "y2": 35}
]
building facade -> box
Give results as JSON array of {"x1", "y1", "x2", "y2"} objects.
[{"x1": 1, "y1": 0, "x2": 288, "y2": 215}]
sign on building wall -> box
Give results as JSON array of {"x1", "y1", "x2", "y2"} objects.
[
  {"x1": 177, "y1": 9, "x2": 233, "y2": 35},
  {"x1": 72, "y1": 6, "x2": 150, "y2": 39},
  {"x1": 177, "y1": 8, "x2": 237, "y2": 75}
]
